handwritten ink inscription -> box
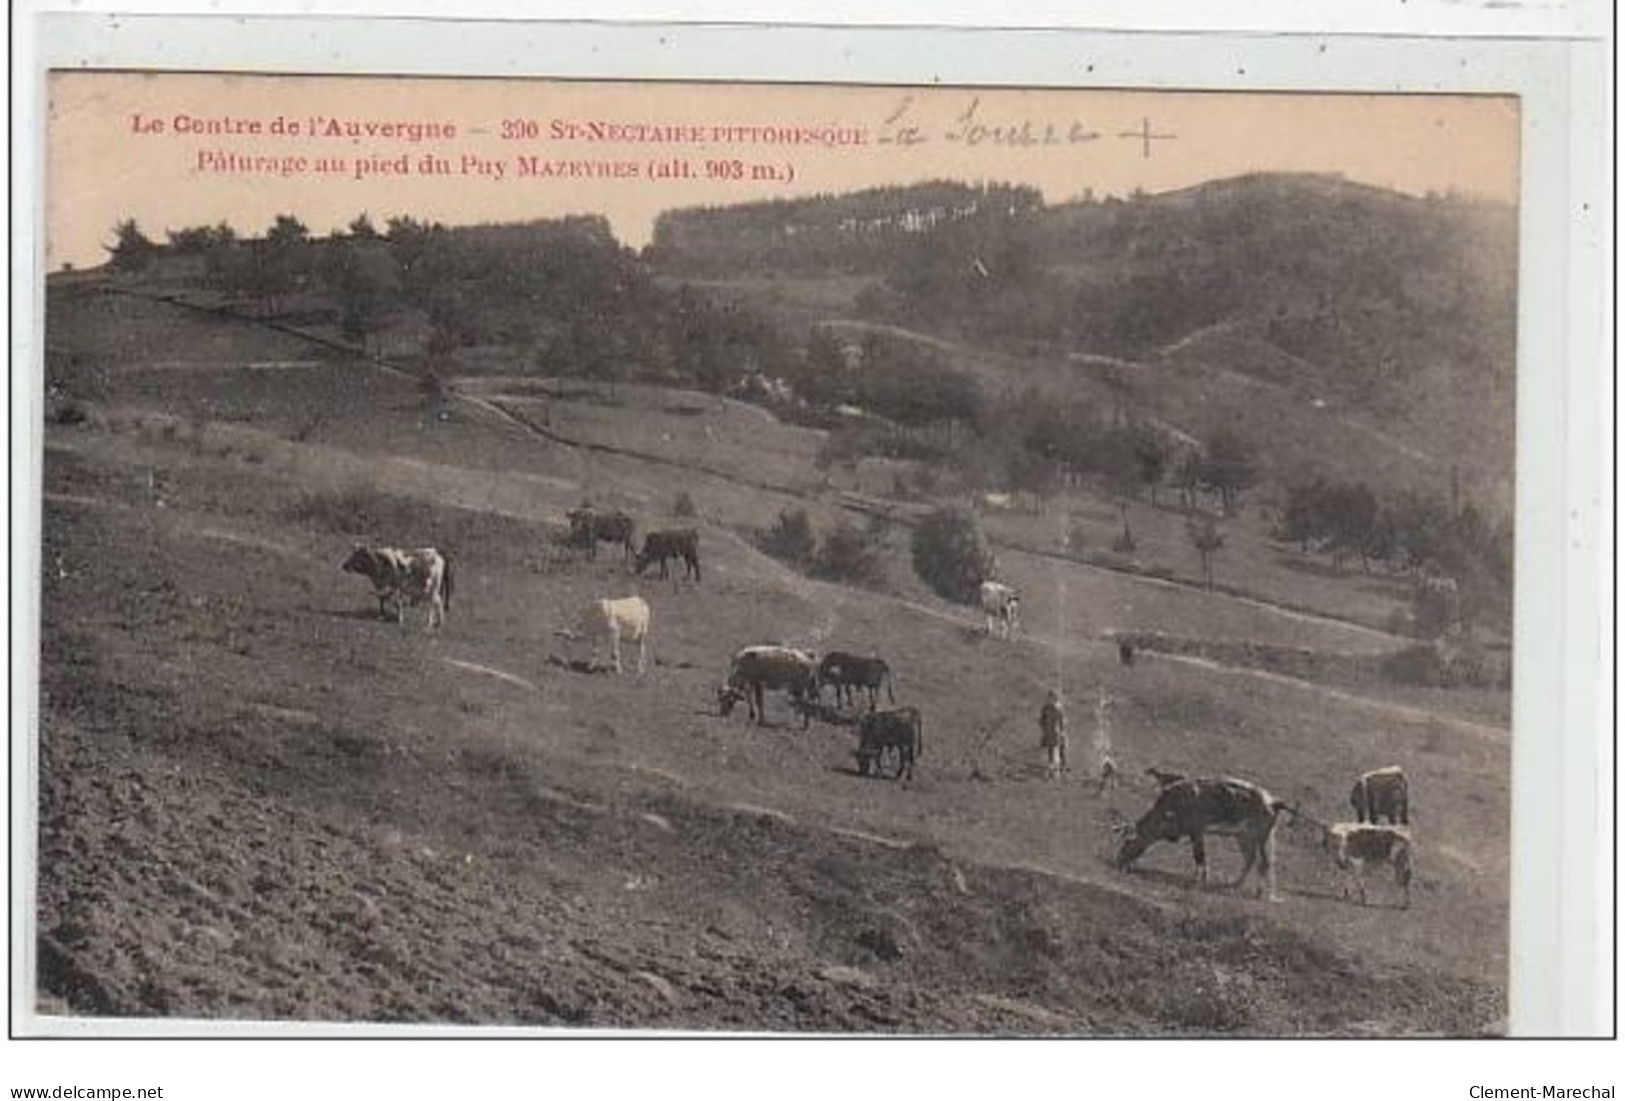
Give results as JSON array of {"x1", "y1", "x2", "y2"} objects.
[{"x1": 877, "y1": 96, "x2": 1176, "y2": 156}]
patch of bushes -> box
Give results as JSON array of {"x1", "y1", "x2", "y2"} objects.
[
  {"x1": 811, "y1": 518, "x2": 889, "y2": 589},
  {"x1": 758, "y1": 508, "x2": 891, "y2": 589},
  {"x1": 758, "y1": 507, "x2": 817, "y2": 569},
  {"x1": 910, "y1": 506, "x2": 994, "y2": 604},
  {"x1": 46, "y1": 399, "x2": 89, "y2": 426},
  {"x1": 1379, "y1": 641, "x2": 1508, "y2": 689},
  {"x1": 285, "y1": 486, "x2": 414, "y2": 536}
]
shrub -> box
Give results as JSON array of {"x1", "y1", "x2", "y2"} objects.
[
  {"x1": 47, "y1": 399, "x2": 88, "y2": 426},
  {"x1": 1378, "y1": 642, "x2": 1506, "y2": 688},
  {"x1": 673, "y1": 490, "x2": 697, "y2": 518},
  {"x1": 285, "y1": 486, "x2": 400, "y2": 535},
  {"x1": 814, "y1": 518, "x2": 888, "y2": 588},
  {"x1": 1064, "y1": 523, "x2": 1089, "y2": 556},
  {"x1": 758, "y1": 507, "x2": 816, "y2": 568},
  {"x1": 910, "y1": 506, "x2": 994, "y2": 604},
  {"x1": 1412, "y1": 578, "x2": 1463, "y2": 640}
]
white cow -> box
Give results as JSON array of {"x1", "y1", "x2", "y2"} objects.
[
  {"x1": 562, "y1": 595, "x2": 651, "y2": 675},
  {"x1": 979, "y1": 580, "x2": 1021, "y2": 639}
]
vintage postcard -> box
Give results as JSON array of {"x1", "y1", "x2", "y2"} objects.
[{"x1": 33, "y1": 64, "x2": 1526, "y2": 1037}]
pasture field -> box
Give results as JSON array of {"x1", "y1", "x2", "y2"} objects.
[{"x1": 34, "y1": 287, "x2": 1509, "y2": 1032}]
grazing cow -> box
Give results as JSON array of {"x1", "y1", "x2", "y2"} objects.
[
  {"x1": 717, "y1": 645, "x2": 819, "y2": 728},
  {"x1": 855, "y1": 707, "x2": 923, "y2": 780},
  {"x1": 341, "y1": 545, "x2": 453, "y2": 630},
  {"x1": 567, "y1": 507, "x2": 636, "y2": 562},
  {"x1": 561, "y1": 595, "x2": 651, "y2": 675},
  {"x1": 1118, "y1": 641, "x2": 1136, "y2": 666},
  {"x1": 1322, "y1": 823, "x2": 1413, "y2": 907},
  {"x1": 979, "y1": 581, "x2": 1021, "y2": 639},
  {"x1": 1114, "y1": 776, "x2": 1289, "y2": 900},
  {"x1": 1350, "y1": 766, "x2": 1410, "y2": 825},
  {"x1": 817, "y1": 651, "x2": 894, "y2": 710},
  {"x1": 634, "y1": 528, "x2": 701, "y2": 582}
]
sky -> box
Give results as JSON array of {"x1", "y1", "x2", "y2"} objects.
[{"x1": 47, "y1": 71, "x2": 1519, "y2": 270}]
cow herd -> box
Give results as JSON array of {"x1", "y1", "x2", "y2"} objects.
[
  {"x1": 1113, "y1": 766, "x2": 1416, "y2": 907},
  {"x1": 714, "y1": 645, "x2": 921, "y2": 780},
  {"x1": 339, "y1": 527, "x2": 1417, "y2": 909}
]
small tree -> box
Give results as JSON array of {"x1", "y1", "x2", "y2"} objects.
[
  {"x1": 911, "y1": 505, "x2": 994, "y2": 603},
  {"x1": 1173, "y1": 448, "x2": 1203, "y2": 510},
  {"x1": 107, "y1": 219, "x2": 156, "y2": 271},
  {"x1": 1187, "y1": 515, "x2": 1225, "y2": 590},
  {"x1": 326, "y1": 244, "x2": 400, "y2": 357},
  {"x1": 1277, "y1": 478, "x2": 1332, "y2": 552},
  {"x1": 418, "y1": 371, "x2": 452, "y2": 421},
  {"x1": 1325, "y1": 481, "x2": 1380, "y2": 570},
  {"x1": 1199, "y1": 426, "x2": 1258, "y2": 514},
  {"x1": 759, "y1": 507, "x2": 817, "y2": 568},
  {"x1": 265, "y1": 214, "x2": 310, "y2": 247},
  {"x1": 1133, "y1": 424, "x2": 1169, "y2": 508},
  {"x1": 1004, "y1": 444, "x2": 1058, "y2": 513},
  {"x1": 347, "y1": 212, "x2": 381, "y2": 240}
]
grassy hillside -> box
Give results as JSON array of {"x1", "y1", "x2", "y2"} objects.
[
  {"x1": 641, "y1": 174, "x2": 1515, "y2": 512},
  {"x1": 35, "y1": 281, "x2": 1509, "y2": 1031}
]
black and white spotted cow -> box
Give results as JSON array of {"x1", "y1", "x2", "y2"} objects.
[
  {"x1": 341, "y1": 545, "x2": 453, "y2": 630},
  {"x1": 1114, "y1": 775, "x2": 1289, "y2": 901},
  {"x1": 1322, "y1": 823, "x2": 1413, "y2": 907},
  {"x1": 717, "y1": 645, "x2": 819, "y2": 729}
]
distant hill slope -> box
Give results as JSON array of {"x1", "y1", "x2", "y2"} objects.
[{"x1": 644, "y1": 173, "x2": 1516, "y2": 511}]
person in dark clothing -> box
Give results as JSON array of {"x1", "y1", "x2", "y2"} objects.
[{"x1": 1039, "y1": 689, "x2": 1068, "y2": 778}]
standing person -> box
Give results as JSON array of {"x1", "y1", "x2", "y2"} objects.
[{"x1": 1039, "y1": 689, "x2": 1068, "y2": 778}]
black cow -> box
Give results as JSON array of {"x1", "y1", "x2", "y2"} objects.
[
  {"x1": 817, "y1": 651, "x2": 894, "y2": 711},
  {"x1": 635, "y1": 528, "x2": 701, "y2": 582},
  {"x1": 855, "y1": 707, "x2": 923, "y2": 780},
  {"x1": 567, "y1": 507, "x2": 636, "y2": 562},
  {"x1": 1350, "y1": 766, "x2": 1409, "y2": 825},
  {"x1": 1114, "y1": 776, "x2": 1288, "y2": 900}
]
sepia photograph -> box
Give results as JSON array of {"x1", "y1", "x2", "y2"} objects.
[{"x1": 29, "y1": 60, "x2": 1534, "y2": 1038}]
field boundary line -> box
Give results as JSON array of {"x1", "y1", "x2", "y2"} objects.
[{"x1": 1151, "y1": 651, "x2": 1508, "y2": 741}]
